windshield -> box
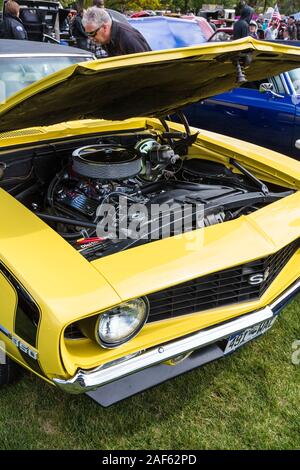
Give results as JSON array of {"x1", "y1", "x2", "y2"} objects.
[
  {"x1": 288, "y1": 68, "x2": 300, "y2": 94},
  {"x1": 0, "y1": 55, "x2": 91, "y2": 102}
]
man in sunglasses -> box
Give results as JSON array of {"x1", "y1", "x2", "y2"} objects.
[{"x1": 82, "y1": 7, "x2": 151, "y2": 57}]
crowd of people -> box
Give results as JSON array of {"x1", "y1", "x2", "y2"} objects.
[
  {"x1": 233, "y1": 5, "x2": 300, "y2": 41},
  {"x1": 1, "y1": 0, "x2": 300, "y2": 59},
  {"x1": 0, "y1": 0, "x2": 151, "y2": 58}
]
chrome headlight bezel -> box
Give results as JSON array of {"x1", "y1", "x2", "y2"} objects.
[{"x1": 95, "y1": 297, "x2": 149, "y2": 349}]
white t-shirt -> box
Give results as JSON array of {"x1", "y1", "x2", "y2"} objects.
[{"x1": 265, "y1": 27, "x2": 278, "y2": 40}]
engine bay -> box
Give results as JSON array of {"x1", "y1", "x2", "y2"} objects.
[{"x1": 0, "y1": 128, "x2": 293, "y2": 260}]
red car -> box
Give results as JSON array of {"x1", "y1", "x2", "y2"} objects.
[{"x1": 209, "y1": 27, "x2": 234, "y2": 42}]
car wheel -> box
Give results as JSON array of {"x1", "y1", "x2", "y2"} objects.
[{"x1": 0, "y1": 355, "x2": 21, "y2": 387}]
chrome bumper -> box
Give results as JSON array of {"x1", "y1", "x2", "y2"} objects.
[{"x1": 53, "y1": 278, "x2": 300, "y2": 394}]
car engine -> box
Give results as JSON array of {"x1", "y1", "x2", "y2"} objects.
[{"x1": 0, "y1": 131, "x2": 293, "y2": 260}]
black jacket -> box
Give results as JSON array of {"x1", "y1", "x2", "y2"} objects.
[
  {"x1": 103, "y1": 20, "x2": 151, "y2": 57},
  {"x1": 288, "y1": 23, "x2": 297, "y2": 40},
  {"x1": 1, "y1": 14, "x2": 28, "y2": 40},
  {"x1": 72, "y1": 14, "x2": 87, "y2": 40},
  {"x1": 233, "y1": 6, "x2": 253, "y2": 40}
]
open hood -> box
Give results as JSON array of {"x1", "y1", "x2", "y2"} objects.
[{"x1": 1, "y1": 38, "x2": 300, "y2": 132}]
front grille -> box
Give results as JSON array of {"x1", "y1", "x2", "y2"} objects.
[
  {"x1": 64, "y1": 323, "x2": 84, "y2": 340},
  {"x1": 147, "y1": 239, "x2": 299, "y2": 322}
]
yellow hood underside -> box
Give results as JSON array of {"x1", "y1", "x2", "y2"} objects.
[{"x1": 2, "y1": 38, "x2": 300, "y2": 131}]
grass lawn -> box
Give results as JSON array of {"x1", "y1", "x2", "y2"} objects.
[{"x1": 0, "y1": 298, "x2": 299, "y2": 450}]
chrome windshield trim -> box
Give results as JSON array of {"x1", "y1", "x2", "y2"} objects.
[
  {"x1": 275, "y1": 72, "x2": 290, "y2": 96},
  {"x1": 53, "y1": 277, "x2": 300, "y2": 394}
]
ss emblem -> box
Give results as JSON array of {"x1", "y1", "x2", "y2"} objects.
[{"x1": 248, "y1": 268, "x2": 270, "y2": 286}]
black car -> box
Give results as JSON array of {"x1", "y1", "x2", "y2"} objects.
[
  {"x1": 0, "y1": 39, "x2": 93, "y2": 101},
  {"x1": 1, "y1": 0, "x2": 60, "y2": 42}
]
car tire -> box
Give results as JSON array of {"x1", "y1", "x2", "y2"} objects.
[{"x1": 0, "y1": 355, "x2": 21, "y2": 387}]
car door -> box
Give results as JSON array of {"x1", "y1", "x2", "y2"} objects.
[
  {"x1": 286, "y1": 68, "x2": 300, "y2": 161},
  {"x1": 184, "y1": 74, "x2": 296, "y2": 157}
]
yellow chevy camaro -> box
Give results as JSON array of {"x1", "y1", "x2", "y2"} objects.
[{"x1": 0, "y1": 38, "x2": 300, "y2": 406}]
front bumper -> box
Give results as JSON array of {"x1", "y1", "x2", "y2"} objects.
[{"x1": 53, "y1": 278, "x2": 300, "y2": 397}]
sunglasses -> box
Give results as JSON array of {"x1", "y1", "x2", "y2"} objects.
[{"x1": 86, "y1": 27, "x2": 101, "y2": 37}]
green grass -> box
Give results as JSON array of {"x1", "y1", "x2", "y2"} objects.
[{"x1": 0, "y1": 299, "x2": 300, "y2": 450}]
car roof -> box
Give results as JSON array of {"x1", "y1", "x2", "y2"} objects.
[
  {"x1": 128, "y1": 16, "x2": 209, "y2": 49},
  {"x1": 129, "y1": 16, "x2": 196, "y2": 24},
  {"x1": 0, "y1": 39, "x2": 93, "y2": 56}
]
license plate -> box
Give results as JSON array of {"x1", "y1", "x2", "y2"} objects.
[{"x1": 224, "y1": 316, "x2": 277, "y2": 355}]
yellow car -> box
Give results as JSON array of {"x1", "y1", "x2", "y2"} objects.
[{"x1": 0, "y1": 38, "x2": 300, "y2": 406}]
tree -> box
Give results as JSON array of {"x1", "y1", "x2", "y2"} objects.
[{"x1": 105, "y1": 0, "x2": 162, "y2": 11}]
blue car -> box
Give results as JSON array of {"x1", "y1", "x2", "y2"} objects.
[
  {"x1": 129, "y1": 18, "x2": 300, "y2": 160},
  {"x1": 183, "y1": 66, "x2": 300, "y2": 160}
]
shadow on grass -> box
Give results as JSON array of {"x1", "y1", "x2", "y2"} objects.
[{"x1": 1, "y1": 299, "x2": 299, "y2": 449}]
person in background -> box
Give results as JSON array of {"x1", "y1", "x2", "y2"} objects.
[
  {"x1": 67, "y1": 10, "x2": 76, "y2": 31},
  {"x1": 235, "y1": 0, "x2": 247, "y2": 16},
  {"x1": 277, "y1": 20, "x2": 286, "y2": 40},
  {"x1": 90, "y1": 0, "x2": 108, "y2": 58},
  {"x1": 233, "y1": 5, "x2": 253, "y2": 40},
  {"x1": 296, "y1": 20, "x2": 300, "y2": 40},
  {"x1": 283, "y1": 28, "x2": 290, "y2": 41},
  {"x1": 82, "y1": 7, "x2": 151, "y2": 57},
  {"x1": 90, "y1": 0, "x2": 129, "y2": 58},
  {"x1": 207, "y1": 15, "x2": 216, "y2": 31},
  {"x1": 262, "y1": 18, "x2": 269, "y2": 31},
  {"x1": 256, "y1": 25, "x2": 265, "y2": 39},
  {"x1": 287, "y1": 16, "x2": 297, "y2": 40},
  {"x1": 249, "y1": 20, "x2": 258, "y2": 39},
  {"x1": 72, "y1": 6, "x2": 88, "y2": 50},
  {"x1": 256, "y1": 13, "x2": 265, "y2": 39},
  {"x1": 256, "y1": 13, "x2": 264, "y2": 28},
  {"x1": 1, "y1": 0, "x2": 28, "y2": 40},
  {"x1": 264, "y1": 19, "x2": 279, "y2": 40}
]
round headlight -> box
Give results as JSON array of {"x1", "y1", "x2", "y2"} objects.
[{"x1": 96, "y1": 298, "x2": 149, "y2": 348}]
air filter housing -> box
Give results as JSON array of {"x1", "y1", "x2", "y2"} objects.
[{"x1": 72, "y1": 144, "x2": 142, "y2": 180}]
